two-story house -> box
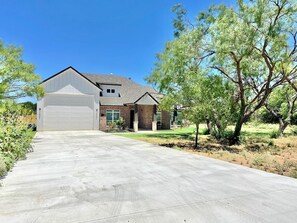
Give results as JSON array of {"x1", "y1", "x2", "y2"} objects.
[{"x1": 37, "y1": 67, "x2": 171, "y2": 131}]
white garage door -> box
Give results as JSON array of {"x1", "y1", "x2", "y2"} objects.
[{"x1": 43, "y1": 94, "x2": 95, "y2": 131}]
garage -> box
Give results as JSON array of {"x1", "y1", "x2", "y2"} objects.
[
  {"x1": 43, "y1": 94, "x2": 95, "y2": 131},
  {"x1": 37, "y1": 67, "x2": 101, "y2": 131}
]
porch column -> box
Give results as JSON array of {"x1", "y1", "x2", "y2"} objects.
[
  {"x1": 133, "y1": 104, "x2": 138, "y2": 132},
  {"x1": 172, "y1": 107, "x2": 178, "y2": 129},
  {"x1": 152, "y1": 105, "x2": 157, "y2": 131}
]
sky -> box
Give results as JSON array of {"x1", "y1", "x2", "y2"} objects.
[{"x1": 1, "y1": 0, "x2": 234, "y2": 101}]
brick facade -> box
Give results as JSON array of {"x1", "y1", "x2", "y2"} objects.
[
  {"x1": 138, "y1": 105, "x2": 153, "y2": 129},
  {"x1": 100, "y1": 105, "x2": 130, "y2": 130},
  {"x1": 99, "y1": 104, "x2": 170, "y2": 131},
  {"x1": 161, "y1": 111, "x2": 171, "y2": 129}
]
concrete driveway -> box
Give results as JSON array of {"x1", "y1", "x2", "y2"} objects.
[{"x1": 1, "y1": 131, "x2": 297, "y2": 223}]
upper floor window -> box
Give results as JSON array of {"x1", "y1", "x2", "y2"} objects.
[{"x1": 107, "y1": 89, "x2": 115, "y2": 93}]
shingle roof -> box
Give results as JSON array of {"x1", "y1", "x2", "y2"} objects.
[{"x1": 82, "y1": 73, "x2": 161, "y2": 106}]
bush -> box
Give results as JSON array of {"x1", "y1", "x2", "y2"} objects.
[
  {"x1": 115, "y1": 117, "x2": 126, "y2": 130},
  {"x1": 270, "y1": 130, "x2": 280, "y2": 139},
  {"x1": 107, "y1": 121, "x2": 117, "y2": 129},
  {"x1": 0, "y1": 154, "x2": 7, "y2": 177},
  {"x1": 211, "y1": 129, "x2": 234, "y2": 141},
  {"x1": 0, "y1": 102, "x2": 34, "y2": 177},
  {"x1": 201, "y1": 128, "x2": 210, "y2": 135}
]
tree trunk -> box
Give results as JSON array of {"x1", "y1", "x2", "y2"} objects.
[
  {"x1": 206, "y1": 116, "x2": 211, "y2": 134},
  {"x1": 194, "y1": 123, "x2": 199, "y2": 149},
  {"x1": 278, "y1": 118, "x2": 288, "y2": 137},
  {"x1": 232, "y1": 119, "x2": 243, "y2": 144},
  {"x1": 231, "y1": 104, "x2": 246, "y2": 144}
]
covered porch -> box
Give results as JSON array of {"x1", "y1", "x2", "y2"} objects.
[{"x1": 129, "y1": 92, "x2": 170, "y2": 132}]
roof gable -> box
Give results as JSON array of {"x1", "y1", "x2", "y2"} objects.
[
  {"x1": 41, "y1": 67, "x2": 101, "y2": 95},
  {"x1": 134, "y1": 92, "x2": 159, "y2": 105},
  {"x1": 41, "y1": 66, "x2": 102, "y2": 91}
]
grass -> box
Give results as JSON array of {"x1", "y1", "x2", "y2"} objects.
[{"x1": 116, "y1": 123, "x2": 297, "y2": 178}]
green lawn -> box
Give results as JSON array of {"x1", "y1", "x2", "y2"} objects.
[
  {"x1": 116, "y1": 127, "x2": 197, "y2": 140},
  {"x1": 116, "y1": 123, "x2": 287, "y2": 140}
]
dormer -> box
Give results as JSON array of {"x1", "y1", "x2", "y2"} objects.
[{"x1": 98, "y1": 83, "x2": 121, "y2": 97}]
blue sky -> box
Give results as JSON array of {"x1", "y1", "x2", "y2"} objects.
[{"x1": 1, "y1": 0, "x2": 233, "y2": 93}]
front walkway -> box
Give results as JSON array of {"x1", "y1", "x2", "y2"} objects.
[{"x1": 1, "y1": 131, "x2": 297, "y2": 222}]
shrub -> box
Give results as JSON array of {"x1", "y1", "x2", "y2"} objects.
[
  {"x1": 270, "y1": 130, "x2": 280, "y2": 139},
  {"x1": 0, "y1": 154, "x2": 7, "y2": 177},
  {"x1": 115, "y1": 117, "x2": 126, "y2": 130},
  {"x1": 211, "y1": 129, "x2": 233, "y2": 140},
  {"x1": 0, "y1": 102, "x2": 34, "y2": 176},
  {"x1": 201, "y1": 128, "x2": 210, "y2": 135},
  {"x1": 107, "y1": 121, "x2": 117, "y2": 129},
  {"x1": 0, "y1": 108, "x2": 32, "y2": 160}
]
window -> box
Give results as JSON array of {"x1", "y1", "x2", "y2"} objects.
[
  {"x1": 106, "y1": 110, "x2": 120, "y2": 125},
  {"x1": 107, "y1": 89, "x2": 115, "y2": 94}
]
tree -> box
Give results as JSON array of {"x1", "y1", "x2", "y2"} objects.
[
  {"x1": 147, "y1": 30, "x2": 234, "y2": 148},
  {"x1": 201, "y1": 0, "x2": 297, "y2": 143},
  {"x1": 265, "y1": 83, "x2": 297, "y2": 136},
  {"x1": 0, "y1": 41, "x2": 41, "y2": 177},
  {"x1": 147, "y1": 29, "x2": 206, "y2": 148},
  {"x1": 151, "y1": 0, "x2": 297, "y2": 144},
  {"x1": 0, "y1": 41, "x2": 43, "y2": 100}
]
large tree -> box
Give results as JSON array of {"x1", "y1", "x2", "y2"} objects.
[
  {"x1": 0, "y1": 41, "x2": 42, "y2": 100},
  {"x1": 149, "y1": 0, "x2": 297, "y2": 144},
  {"x1": 147, "y1": 30, "x2": 234, "y2": 148}
]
